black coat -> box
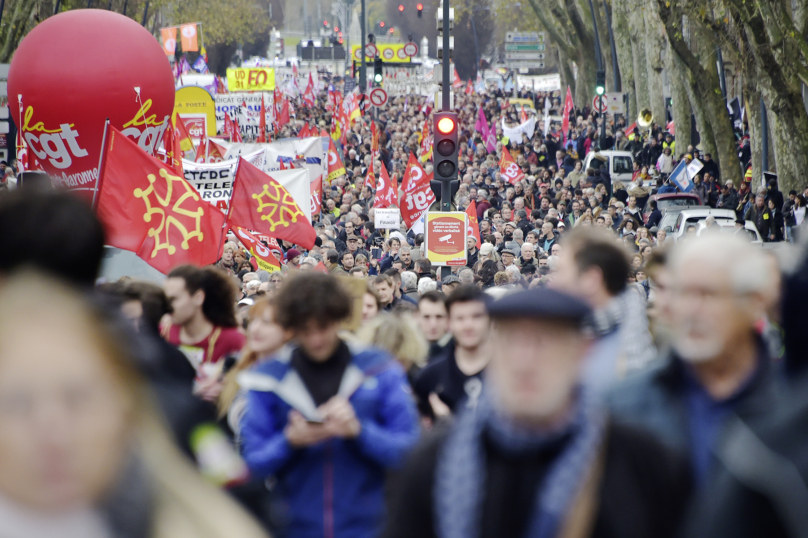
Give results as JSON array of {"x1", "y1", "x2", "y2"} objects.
[
  {"x1": 383, "y1": 421, "x2": 692, "y2": 538},
  {"x1": 681, "y1": 378, "x2": 808, "y2": 538}
]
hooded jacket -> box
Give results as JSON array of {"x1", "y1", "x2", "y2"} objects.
[{"x1": 239, "y1": 342, "x2": 420, "y2": 538}]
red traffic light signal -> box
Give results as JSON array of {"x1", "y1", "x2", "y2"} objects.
[
  {"x1": 323, "y1": 20, "x2": 329, "y2": 26},
  {"x1": 398, "y1": 4, "x2": 404, "y2": 11},
  {"x1": 437, "y1": 116, "x2": 456, "y2": 134},
  {"x1": 338, "y1": 37, "x2": 344, "y2": 44},
  {"x1": 338, "y1": 31, "x2": 343, "y2": 37},
  {"x1": 334, "y1": 26, "x2": 339, "y2": 31},
  {"x1": 389, "y1": 28, "x2": 395, "y2": 34},
  {"x1": 417, "y1": 3, "x2": 423, "y2": 9},
  {"x1": 379, "y1": 21, "x2": 385, "y2": 27}
]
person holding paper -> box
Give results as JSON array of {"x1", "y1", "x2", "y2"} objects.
[{"x1": 239, "y1": 272, "x2": 419, "y2": 538}]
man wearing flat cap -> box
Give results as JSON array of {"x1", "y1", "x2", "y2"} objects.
[{"x1": 385, "y1": 287, "x2": 691, "y2": 538}]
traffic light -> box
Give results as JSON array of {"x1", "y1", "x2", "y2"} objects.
[
  {"x1": 433, "y1": 111, "x2": 458, "y2": 181},
  {"x1": 398, "y1": 4, "x2": 404, "y2": 11},
  {"x1": 596, "y1": 70, "x2": 606, "y2": 96},
  {"x1": 389, "y1": 27, "x2": 395, "y2": 34},
  {"x1": 379, "y1": 21, "x2": 385, "y2": 27},
  {"x1": 323, "y1": 20, "x2": 329, "y2": 26},
  {"x1": 417, "y1": 3, "x2": 423, "y2": 17},
  {"x1": 334, "y1": 26, "x2": 339, "y2": 32},
  {"x1": 374, "y1": 57, "x2": 383, "y2": 85}
]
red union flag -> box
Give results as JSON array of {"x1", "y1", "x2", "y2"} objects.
[
  {"x1": 95, "y1": 127, "x2": 226, "y2": 274},
  {"x1": 228, "y1": 157, "x2": 316, "y2": 249},
  {"x1": 326, "y1": 137, "x2": 346, "y2": 181},
  {"x1": 562, "y1": 86, "x2": 574, "y2": 136},
  {"x1": 466, "y1": 200, "x2": 481, "y2": 243},
  {"x1": 373, "y1": 162, "x2": 396, "y2": 209},
  {"x1": 310, "y1": 174, "x2": 323, "y2": 216},
  {"x1": 230, "y1": 224, "x2": 281, "y2": 273},
  {"x1": 499, "y1": 147, "x2": 525, "y2": 185},
  {"x1": 400, "y1": 152, "x2": 435, "y2": 227}
]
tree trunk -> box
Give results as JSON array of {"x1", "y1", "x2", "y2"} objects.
[
  {"x1": 611, "y1": 0, "x2": 636, "y2": 120},
  {"x1": 628, "y1": 6, "x2": 649, "y2": 113},
  {"x1": 575, "y1": 49, "x2": 597, "y2": 110},
  {"x1": 643, "y1": 2, "x2": 667, "y2": 124},
  {"x1": 685, "y1": 75, "x2": 717, "y2": 158},
  {"x1": 667, "y1": 45, "x2": 691, "y2": 150},
  {"x1": 763, "y1": 87, "x2": 808, "y2": 192},
  {"x1": 744, "y1": 78, "x2": 764, "y2": 187},
  {"x1": 556, "y1": 45, "x2": 577, "y2": 99}
]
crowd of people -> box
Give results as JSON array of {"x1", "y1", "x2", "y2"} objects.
[{"x1": 1, "y1": 77, "x2": 808, "y2": 538}]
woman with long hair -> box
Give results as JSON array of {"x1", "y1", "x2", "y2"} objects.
[
  {"x1": 355, "y1": 312, "x2": 428, "y2": 388},
  {"x1": 217, "y1": 299, "x2": 290, "y2": 435}
]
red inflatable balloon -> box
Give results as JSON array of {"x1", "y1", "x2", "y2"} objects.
[{"x1": 8, "y1": 9, "x2": 175, "y2": 201}]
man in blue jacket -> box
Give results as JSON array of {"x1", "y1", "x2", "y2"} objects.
[{"x1": 239, "y1": 272, "x2": 420, "y2": 538}]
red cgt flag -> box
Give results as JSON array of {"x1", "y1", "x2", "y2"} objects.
[
  {"x1": 230, "y1": 224, "x2": 281, "y2": 273},
  {"x1": 326, "y1": 137, "x2": 346, "y2": 182},
  {"x1": 499, "y1": 147, "x2": 525, "y2": 185},
  {"x1": 373, "y1": 162, "x2": 396, "y2": 209},
  {"x1": 310, "y1": 174, "x2": 323, "y2": 216},
  {"x1": 466, "y1": 200, "x2": 481, "y2": 244},
  {"x1": 228, "y1": 157, "x2": 316, "y2": 249},
  {"x1": 95, "y1": 127, "x2": 226, "y2": 274},
  {"x1": 400, "y1": 153, "x2": 435, "y2": 228},
  {"x1": 562, "y1": 86, "x2": 574, "y2": 136}
]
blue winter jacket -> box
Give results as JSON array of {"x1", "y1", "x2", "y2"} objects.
[{"x1": 239, "y1": 342, "x2": 420, "y2": 538}]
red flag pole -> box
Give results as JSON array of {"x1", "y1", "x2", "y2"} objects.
[{"x1": 91, "y1": 118, "x2": 110, "y2": 211}]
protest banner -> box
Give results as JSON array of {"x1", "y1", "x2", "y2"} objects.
[
  {"x1": 226, "y1": 67, "x2": 276, "y2": 92},
  {"x1": 182, "y1": 153, "x2": 311, "y2": 222},
  {"x1": 215, "y1": 93, "x2": 265, "y2": 138},
  {"x1": 374, "y1": 208, "x2": 400, "y2": 229}
]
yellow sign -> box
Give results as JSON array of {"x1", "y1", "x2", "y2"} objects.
[
  {"x1": 425, "y1": 211, "x2": 467, "y2": 266},
  {"x1": 351, "y1": 44, "x2": 411, "y2": 63},
  {"x1": 173, "y1": 86, "x2": 217, "y2": 136},
  {"x1": 226, "y1": 67, "x2": 276, "y2": 92}
]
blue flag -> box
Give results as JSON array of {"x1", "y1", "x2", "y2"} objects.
[
  {"x1": 192, "y1": 56, "x2": 209, "y2": 73},
  {"x1": 668, "y1": 160, "x2": 694, "y2": 193}
]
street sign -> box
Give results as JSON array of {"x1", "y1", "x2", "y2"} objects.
[
  {"x1": 369, "y1": 87, "x2": 388, "y2": 107},
  {"x1": 505, "y1": 52, "x2": 546, "y2": 60},
  {"x1": 505, "y1": 31, "x2": 545, "y2": 43},
  {"x1": 425, "y1": 211, "x2": 467, "y2": 266},
  {"x1": 383, "y1": 48, "x2": 395, "y2": 60},
  {"x1": 508, "y1": 61, "x2": 545, "y2": 69},
  {"x1": 592, "y1": 95, "x2": 606, "y2": 112},
  {"x1": 397, "y1": 47, "x2": 408, "y2": 59},
  {"x1": 505, "y1": 43, "x2": 546, "y2": 52},
  {"x1": 403, "y1": 41, "x2": 419, "y2": 57},
  {"x1": 365, "y1": 43, "x2": 378, "y2": 58}
]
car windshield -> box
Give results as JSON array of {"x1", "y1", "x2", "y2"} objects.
[
  {"x1": 658, "y1": 198, "x2": 699, "y2": 210},
  {"x1": 613, "y1": 156, "x2": 633, "y2": 174}
]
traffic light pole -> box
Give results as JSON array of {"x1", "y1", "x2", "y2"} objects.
[
  {"x1": 441, "y1": 0, "x2": 450, "y2": 113},
  {"x1": 440, "y1": 0, "x2": 451, "y2": 211},
  {"x1": 360, "y1": 0, "x2": 367, "y2": 91}
]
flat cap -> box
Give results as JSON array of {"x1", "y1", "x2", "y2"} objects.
[
  {"x1": 487, "y1": 287, "x2": 591, "y2": 325},
  {"x1": 442, "y1": 274, "x2": 461, "y2": 285}
]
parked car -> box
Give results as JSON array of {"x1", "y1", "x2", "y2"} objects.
[
  {"x1": 657, "y1": 205, "x2": 709, "y2": 233},
  {"x1": 669, "y1": 208, "x2": 737, "y2": 242},
  {"x1": 695, "y1": 219, "x2": 763, "y2": 244},
  {"x1": 642, "y1": 193, "x2": 702, "y2": 224},
  {"x1": 583, "y1": 150, "x2": 638, "y2": 187}
]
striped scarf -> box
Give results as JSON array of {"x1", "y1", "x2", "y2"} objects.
[{"x1": 434, "y1": 387, "x2": 606, "y2": 538}]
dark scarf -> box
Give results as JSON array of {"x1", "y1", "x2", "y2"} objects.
[{"x1": 435, "y1": 387, "x2": 606, "y2": 538}]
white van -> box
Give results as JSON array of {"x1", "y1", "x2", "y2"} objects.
[{"x1": 582, "y1": 150, "x2": 638, "y2": 186}]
